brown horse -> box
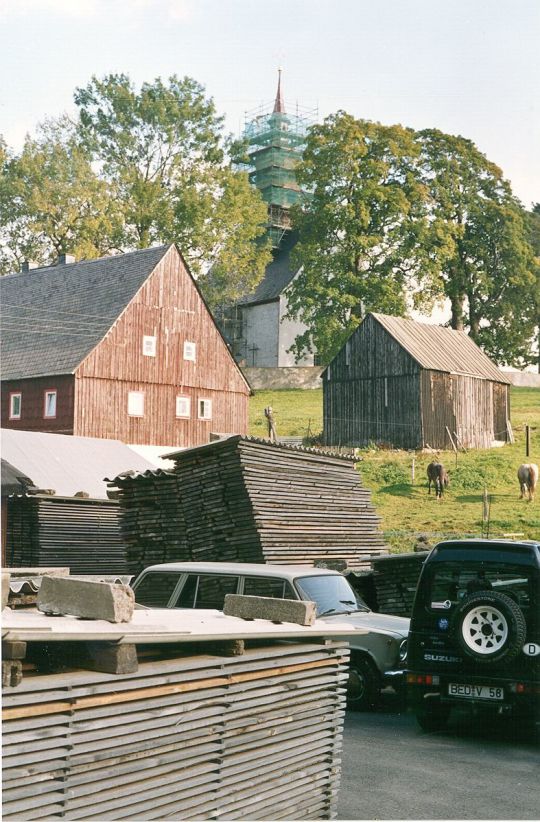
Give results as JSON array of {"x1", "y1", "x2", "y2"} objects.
[
  {"x1": 427, "y1": 461, "x2": 449, "y2": 499},
  {"x1": 518, "y1": 463, "x2": 539, "y2": 501}
]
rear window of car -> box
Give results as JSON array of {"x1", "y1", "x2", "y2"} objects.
[
  {"x1": 134, "y1": 572, "x2": 182, "y2": 607},
  {"x1": 173, "y1": 574, "x2": 240, "y2": 609},
  {"x1": 243, "y1": 576, "x2": 296, "y2": 599},
  {"x1": 428, "y1": 562, "x2": 533, "y2": 614}
]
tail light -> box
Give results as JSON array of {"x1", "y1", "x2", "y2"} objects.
[
  {"x1": 509, "y1": 682, "x2": 540, "y2": 695},
  {"x1": 407, "y1": 673, "x2": 440, "y2": 686}
]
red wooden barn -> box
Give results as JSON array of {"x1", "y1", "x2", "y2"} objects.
[{"x1": 1, "y1": 245, "x2": 250, "y2": 447}]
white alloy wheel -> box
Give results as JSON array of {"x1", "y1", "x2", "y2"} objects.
[{"x1": 461, "y1": 605, "x2": 508, "y2": 655}]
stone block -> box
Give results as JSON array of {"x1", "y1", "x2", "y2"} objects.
[
  {"x1": 84, "y1": 642, "x2": 138, "y2": 674},
  {"x1": 2, "y1": 641, "x2": 27, "y2": 660},
  {"x1": 1, "y1": 572, "x2": 10, "y2": 610},
  {"x1": 223, "y1": 594, "x2": 317, "y2": 626},
  {"x1": 2, "y1": 660, "x2": 22, "y2": 688},
  {"x1": 37, "y1": 577, "x2": 134, "y2": 623}
]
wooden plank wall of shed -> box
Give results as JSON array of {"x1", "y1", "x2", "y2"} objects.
[
  {"x1": 323, "y1": 315, "x2": 422, "y2": 448},
  {"x1": 324, "y1": 374, "x2": 422, "y2": 448},
  {"x1": 493, "y1": 382, "x2": 510, "y2": 442},
  {"x1": 420, "y1": 372, "x2": 507, "y2": 450},
  {"x1": 420, "y1": 371, "x2": 457, "y2": 450},
  {"x1": 74, "y1": 246, "x2": 249, "y2": 446}
]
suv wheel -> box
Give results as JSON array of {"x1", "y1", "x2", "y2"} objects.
[
  {"x1": 415, "y1": 700, "x2": 451, "y2": 733},
  {"x1": 347, "y1": 656, "x2": 379, "y2": 711},
  {"x1": 452, "y1": 591, "x2": 526, "y2": 664}
]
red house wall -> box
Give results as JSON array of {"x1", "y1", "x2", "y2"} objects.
[{"x1": 1, "y1": 375, "x2": 75, "y2": 434}]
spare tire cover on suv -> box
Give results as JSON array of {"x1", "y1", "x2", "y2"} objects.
[{"x1": 451, "y1": 590, "x2": 527, "y2": 664}]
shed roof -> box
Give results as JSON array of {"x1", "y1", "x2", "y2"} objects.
[
  {"x1": 239, "y1": 232, "x2": 299, "y2": 305},
  {"x1": 370, "y1": 313, "x2": 510, "y2": 384},
  {"x1": 1, "y1": 458, "x2": 34, "y2": 495},
  {"x1": 0, "y1": 245, "x2": 170, "y2": 380},
  {"x1": 1, "y1": 429, "x2": 157, "y2": 498}
]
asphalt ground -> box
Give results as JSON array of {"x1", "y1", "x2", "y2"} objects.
[{"x1": 337, "y1": 696, "x2": 540, "y2": 820}]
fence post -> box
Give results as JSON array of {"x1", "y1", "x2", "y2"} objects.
[
  {"x1": 411, "y1": 456, "x2": 415, "y2": 485},
  {"x1": 526, "y1": 425, "x2": 530, "y2": 457}
]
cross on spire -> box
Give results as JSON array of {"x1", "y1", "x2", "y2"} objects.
[{"x1": 273, "y1": 68, "x2": 285, "y2": 114}]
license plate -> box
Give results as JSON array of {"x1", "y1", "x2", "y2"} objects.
[{"x1": 449, "y1": 683, "x2": 504, "y2": 700}]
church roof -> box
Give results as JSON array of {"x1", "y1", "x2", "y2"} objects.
[
  {"x1": 273, "y1": 68, "x2": 285, "y2": 114},
  {"x1": 239, "y1": 232, "x2": 299, "y2": 305}
]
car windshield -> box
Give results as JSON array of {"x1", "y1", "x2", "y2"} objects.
[{"x1": 294, "y1": 574, "x2": 369, "y2": 616}]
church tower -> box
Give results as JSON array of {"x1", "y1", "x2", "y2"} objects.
[
  {"x1": 241, "y1": 70, "x2": 316, "y2": 248},
  {"x1": 217, "y1": 73, "x2": 317, "y2": 369}
]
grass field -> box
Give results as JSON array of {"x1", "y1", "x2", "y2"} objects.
[{"x1": 249, "y1": 386, "x2": 540, "y2": 552}]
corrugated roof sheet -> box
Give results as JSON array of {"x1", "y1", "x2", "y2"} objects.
[
  {"x1": 371, "y1": 313, "x2": 510, "y2": 383},
  {"x1": 239, "y1": 232, "x2": 299, "y2": 305},
  {"x1": 1, "y1": 429, "x2": 158, "y2": 498},
  {"x1": 0, "y1": 245, "x2": 170, "y2": 380},
  {"x1": 162, "y1": 434, "x2": 359, "y2": 462}
]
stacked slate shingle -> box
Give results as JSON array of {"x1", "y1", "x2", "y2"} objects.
[{"x1": 110, "y1": 436, "x2": 387, "y2": 577}]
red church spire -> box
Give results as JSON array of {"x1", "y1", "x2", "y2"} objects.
[{"x1": 273, "y1": 68, "x2": 285, "y2": 114}]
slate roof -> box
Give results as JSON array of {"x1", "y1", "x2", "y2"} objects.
[
  {"x1": 0, "y1": 245, "x2": 170, "y2": 381},
  {"x1": 239, "y1": 231, "x2": 299, "y2": 305},
  {"x1": 371, "y1": 313, "x2": 510, "y2": 383}
]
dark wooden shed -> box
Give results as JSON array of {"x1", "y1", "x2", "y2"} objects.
[{"x1": 323, "y1": 313, "x2": 511, "y2": 450}]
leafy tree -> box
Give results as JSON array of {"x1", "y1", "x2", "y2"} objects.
[
  {"x1": 0, "y1": 121, "x2": 121, "y2": 274},
  {"x1": 285, "y1": 112, "x2": 438, "y2": 363},
  {"x1": 416, "y1": 129, "x2": 538, "y2": 366},
  {"x1": 525, "y1": 204, "x2": 540, "y2": 371},
  {"x1": 74, "y1": 74, "x2": 270, "y2": 304},
  {"x1": 287, "y1": 115, "x2": 537, "y2": 367}
]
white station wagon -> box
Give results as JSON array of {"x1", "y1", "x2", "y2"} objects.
[{"x1": 132, "y1": 561, "x2": 410, "y2": 710}]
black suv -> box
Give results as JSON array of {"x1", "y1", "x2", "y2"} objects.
[{"x1": 408, "y1": 539, "x2": 540, "y2": 734}]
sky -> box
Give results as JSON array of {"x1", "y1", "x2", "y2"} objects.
[{"x1": 0, "y1": 0, "x2": 539, "y2": 207}]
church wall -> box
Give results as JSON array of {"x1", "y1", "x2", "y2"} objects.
[
  {"x1": 278, "y1": 293, "x2": 315, "y2": 367},
  {"x1": 242, "y1": 301, "x2": 280, "y2": 366}
]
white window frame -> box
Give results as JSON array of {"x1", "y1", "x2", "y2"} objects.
[
  {"x1": 345, "y1": 340, "x2": 351, "y2": 367},
  {"x1": 43, "y1": 390, "x2": 57, "y2": 419},
  {"x1": 142, "y1": 335, "x2": 156, "y2": 357},
  {"x1": 9, "y1": 392, "x2": 22, "y2": 420},
  {"x1": 198, "y1": 398, "x2": 212, "y2": 420},
  {"x1": 128, "y1": 391, "x2": 145, "y2": 417},
  {"x1": 175, "y1": 396, "x2": 191, "y2": 418},
  {"x1": 183, "y1": 341, "x2": 196, "y2": 362}
]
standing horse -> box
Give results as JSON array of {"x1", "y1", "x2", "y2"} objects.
[
  {"x1": 427, "y1": 461, "x2": 449, "y2": 499},
  {"x1": 517, "y1": 463, "x2": 539, "y2": 501}
]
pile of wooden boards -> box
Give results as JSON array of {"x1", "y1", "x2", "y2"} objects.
[
  {"x1": 369, "y1": 552, "x2": 429, "y2": 616},
  {"x1": 110, "y1": 436, "x2": 387, "y2": 576},
  {"x1": 2, "y1": 639, "x2": 348, "y2": 821},
  {"x1": 6, "y1": 496, "x2": 127, "y2": 575}
]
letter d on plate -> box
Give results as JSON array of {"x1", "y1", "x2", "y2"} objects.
[{"x1": 523, "y1": 643, "x2": 540, "y2": 657}]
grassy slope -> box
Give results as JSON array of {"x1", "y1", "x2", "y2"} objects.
[{"x1": 249, "y1": 387, "x2": 540, "y2": 552}]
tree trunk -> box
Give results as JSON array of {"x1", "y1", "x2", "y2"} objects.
[
  {"x1": 138, "y1": 226, "x2": 150, "y2": 248},
  {"x1": 450, "y1": 293, "x2": 465, "y2": 330},
  {"x1": 468, "y1": 291, "x2": 480, "y2": 341}
]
